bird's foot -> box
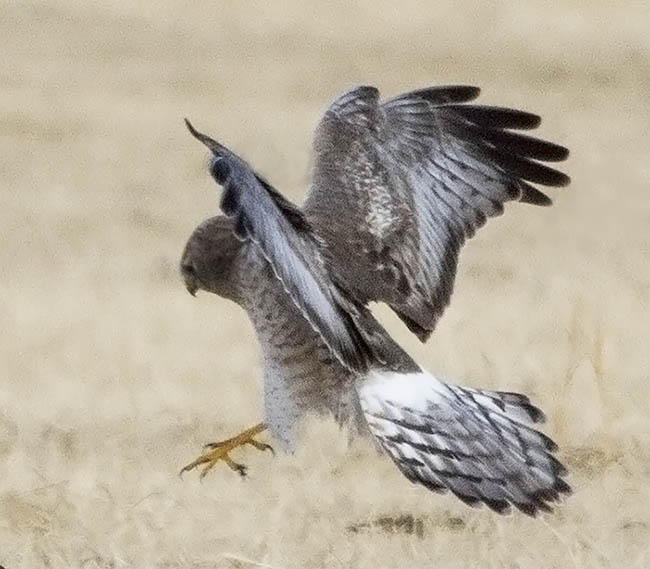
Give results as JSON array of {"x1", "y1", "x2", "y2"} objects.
[{"x1": 179, "y1": 422, "x2": 272, "y2": 479}]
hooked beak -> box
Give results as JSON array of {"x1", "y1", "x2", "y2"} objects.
[
  {"x1": 185, "y1": 281, "x2": 198, "y2": 297},
  {"x1": 181, "y1": 258, "x2": 199, "y2": 297}
]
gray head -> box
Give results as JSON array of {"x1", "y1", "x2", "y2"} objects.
[{"x1": 180, "y1": 216, "x2": 244, "y2": 301}]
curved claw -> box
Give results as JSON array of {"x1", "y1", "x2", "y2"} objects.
[
  {"x1": 228, "y1": 460, "x2": 248, "y2": 478},
  {"x1": 247, "y1": 439, "x2": 275, "y2": 455},
  {"x1": 179, "y1": 457, "x2": 207, "y2": 478}
]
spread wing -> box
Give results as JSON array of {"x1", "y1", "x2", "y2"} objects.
[
  {"x1": 303, "y1": 86, "x2": 570, "y2": 341},
  {"x1": 185, "y1": 119, "x2": 372, "y2": 372}
]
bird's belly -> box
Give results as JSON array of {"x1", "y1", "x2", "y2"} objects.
[
  {"x1": 246, "y1": 262, "x2": 367, "y2": 444},
  {"x1": 261, "y1": 327, "x2": 356, "y2": 418}
]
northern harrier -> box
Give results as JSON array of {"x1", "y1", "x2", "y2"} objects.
[{"x1": 179, "y1": 85, "x2": 571, "y2": 515}]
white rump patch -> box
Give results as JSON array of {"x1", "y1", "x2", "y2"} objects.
[{"x1": 358, "y1": 369, "x2": 449, "y2": 414}]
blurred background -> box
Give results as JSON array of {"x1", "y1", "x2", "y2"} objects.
[{"x1": 1, "y1": 1, "x2": 649, "y2": 567}]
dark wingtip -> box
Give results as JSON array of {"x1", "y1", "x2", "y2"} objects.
[
  {"x1": 184, "y1": 117, "x2": 206, "y2": 143},
  {"x1": 519, "y1": 184, "x2": 554, "y2": 206},
  {"x1": 544, "y1": 144, "x2": 570, "y2": 163},
  {"x1": 456, "y1": 85, "x2": 481, "y2": 101},
  {"x1": 184, "y1": 118, "x2": 206, "y2": 143},
  {"x1": 184, "y1": 117, "x2": 195, "y2": 133},
  {"x1": 419, "y1": 85, "x2": 481, "y2": 104},
  {"x1": 183, "y1": 118, "x2": 225, "y2": 156}
]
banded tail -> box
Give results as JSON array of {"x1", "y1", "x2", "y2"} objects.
[{"x1": 358, "y1": 370, "x2": 570, "y2": 516}]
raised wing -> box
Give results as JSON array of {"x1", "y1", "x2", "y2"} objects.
[
  {"x1": 303, "y1": 86, "x2": 570, "y2": 341},
  {"x1": 185, "y1": 119, "x2": 372, "y2": 372}
]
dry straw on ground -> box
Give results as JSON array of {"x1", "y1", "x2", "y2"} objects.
[{"x1": 1, "y1": 1, "x2": 649, "y2": 567}]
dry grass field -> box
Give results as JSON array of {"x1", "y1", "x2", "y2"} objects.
[{"x1": 2, "y1": 1, "x2": 650, "y2": 567}]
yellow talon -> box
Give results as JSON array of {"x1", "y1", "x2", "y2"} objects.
[{"x1": 180, "y1": 422, "x2": 271, "y2": 479}]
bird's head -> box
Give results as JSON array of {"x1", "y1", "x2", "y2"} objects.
[{"x1": 180, "y1": 215, "x2": 244, "y2": 301}]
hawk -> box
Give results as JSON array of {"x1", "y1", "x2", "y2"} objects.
[{"x1": 179, "y1": 85, "x2": 571, "y2": 516}]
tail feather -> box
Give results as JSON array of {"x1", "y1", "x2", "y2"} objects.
[
  {"x1": 457, "y1": 386, "x2": 548, "y2": 425},
  {"x1": 359, "y1": 370, "x2": 570, "y2": 516}
]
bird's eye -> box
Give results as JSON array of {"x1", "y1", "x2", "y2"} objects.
[{"x1": 182, "y1": 263, "x2": 196, "y2": 275}]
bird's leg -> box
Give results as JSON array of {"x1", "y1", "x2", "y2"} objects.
[{"x1": 179, "y1": 422, "x2": 272, "y2": 479}]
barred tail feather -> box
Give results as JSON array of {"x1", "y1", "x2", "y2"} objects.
[{"x1": 358, "y1": 370, "x2": 571, "y2": 516}]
